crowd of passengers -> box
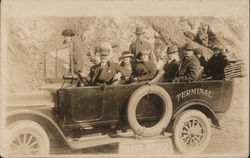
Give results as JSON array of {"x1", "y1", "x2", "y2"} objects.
[{"x1": 61, "y1": 27, "x2": 229, "y2": 86}]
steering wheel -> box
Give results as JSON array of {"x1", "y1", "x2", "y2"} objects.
[{"x1": 73, "y1": 70, "x2": 90, "y2": 86}]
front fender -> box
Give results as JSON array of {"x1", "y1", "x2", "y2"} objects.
[
  {"x1": 173, "y1": 99, "x2": 220, "y2": 127},
  {"x1": 4, "y1": 109, "x2": 71, "y2": 148}
]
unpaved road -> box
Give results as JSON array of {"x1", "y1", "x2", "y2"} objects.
[
  {"x1": 52, "y1": 79, "x2": 248, "y2": 156},
  {"x1": 204, "y1": 78, "x2": 248, "y2": 155}
]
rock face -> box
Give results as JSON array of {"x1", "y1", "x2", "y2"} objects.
[{"x1": 6, "y1": 17, "x2": 246, "y2": 92}]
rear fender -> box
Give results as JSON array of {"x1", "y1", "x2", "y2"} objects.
[
  {"x1": 4, "y1": 110, "x2": 71, "y2": 148},
  {"x1": 173, "y1": 100, "x2": 220, "y2": 127}
]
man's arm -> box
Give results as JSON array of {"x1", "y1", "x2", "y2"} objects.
[
  {"x1": 114, "y1": 63, "x2": 130, "y2": 77},
  {"x1": 175, "y1": 62, "x2": 200, "y2": 82}
]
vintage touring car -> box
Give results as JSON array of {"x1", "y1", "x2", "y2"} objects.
[{"x1": 3, "y1": 48, "x2": 245, "y2": 156}]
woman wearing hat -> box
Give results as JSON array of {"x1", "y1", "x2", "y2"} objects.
[
  {"x1": 118, "y1": 51, "x2": 134, "y2": 84},
  {"x1": 163, "y1": 45, "x2": 180, "y2": 82},
  {"x1": 119, "y1": 51, "x2": 134, "y2": 74},
  {"x1": 131, "y1": 49, "x2": 157, "y2": 82}
]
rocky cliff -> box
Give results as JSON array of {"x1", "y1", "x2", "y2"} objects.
[{"x1": 6, "y1": 17, "x2": 246, "y2": 92}]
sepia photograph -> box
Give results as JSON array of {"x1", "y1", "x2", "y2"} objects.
[{"x1": 0, "y1": 0, "x2": 249, "y2": 157}]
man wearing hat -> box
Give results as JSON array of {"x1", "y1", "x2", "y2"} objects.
[
  {"x1": 194, "y1": 47, "x2": 208, "y2": 74},
  {"x1": 131, "y1": 49, "x2": 157, "y2": 82},
  {"x1": 163, "y1": 45, "x2": 180, "y2": 82},
  {"x1": 129, "y1": 26, "x2": 153, "y2": 60},
  {"x1": 206, "y1": 46, "x2": 229, "y2": 80},
  {"x1": 88, "y1": 44, "x2": 130, "y2": 85},
  {"x1": 173, "y1": 43, "x2": 201, "y2": 82},
  {"x1": 194, "y1": 48, "x2": 207, "y2": 67},
  {"x1": 61, "y1": 29, "x2": 84, "y2": 74}
]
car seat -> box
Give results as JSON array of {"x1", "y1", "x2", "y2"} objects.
[
  {"x1": 194, "y1": 66, "x2": 204, "y2": 81},
  {"x1": 149, "y1": 70, "x2": 165, "y2": 83}
]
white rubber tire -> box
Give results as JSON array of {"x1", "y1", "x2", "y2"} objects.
[
  {"x1": 5, "y1": 120, "x2": 50, "y2": 156},
  {"x1": 127, "y1": 85, "x2": 173, "y2": 137},
  {"x1": 173, "y1": 110, "x2": 211, "y2": 154}
]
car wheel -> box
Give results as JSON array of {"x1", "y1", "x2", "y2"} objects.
[
  {"x1": 173, "y1": 110, "x2": 211, "y2": 154},
  {"x1": 127, "y1": 85, "x2": 173, "y2": 137},
  {"x1": 5, "y1": 120, "x2": 50, "y2": 156}
]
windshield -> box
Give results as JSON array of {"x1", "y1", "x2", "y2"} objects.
[{"x1": 45, "y1": 46, "x2": 71, "y2": 83}]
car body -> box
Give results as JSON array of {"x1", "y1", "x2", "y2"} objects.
[
  {"x1": 3, "y1": 48, "x2": 241, "y2": 156},
  {"x1": 4, "y1": 78, "x2": 234, "y2": 155}
]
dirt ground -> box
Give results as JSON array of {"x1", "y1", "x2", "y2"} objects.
[
  {"x1": 204, "y1": 78, "x2": 248, "y2": 155},
  {"x1": 51, "y1": 78, "x2": 248, "y2": 156}
]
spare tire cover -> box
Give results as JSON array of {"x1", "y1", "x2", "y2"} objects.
[{"x1": 127, "y1": 85, "x2": 173, "y2": 137}]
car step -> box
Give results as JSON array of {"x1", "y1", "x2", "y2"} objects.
[
  {"x1": 67, "y1": 131, "x2": 172, "y2": 150},
  {"x1": 68, "y1": 134, "x2": 118, "y2": 149}
]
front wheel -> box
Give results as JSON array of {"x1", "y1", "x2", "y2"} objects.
[
  {"x1": 173, "y1": 110, "x2": 211, "y2": 154},
  {"x1": 5, "y1": 120, "x2": 50, "y2": 156}
]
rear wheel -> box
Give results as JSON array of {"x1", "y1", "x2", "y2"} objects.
[
  {"x1": 6, "y1": 120, "x2": 50, "y2": 156},
  {"x1": 173, "y1": 110, "x2": 211, "y2": 154}
]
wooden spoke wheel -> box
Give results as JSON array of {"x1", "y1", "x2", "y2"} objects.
[
  {"x1": 6, "y1": 120, "x2": 50, "y2": 156},
  {"x1": 173, "y1": 110, "x2": 211, "y2": 154}
]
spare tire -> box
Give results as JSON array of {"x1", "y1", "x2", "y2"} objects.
[{"x1": 127, "y1": 85, "x2": 173, "y2": 137}]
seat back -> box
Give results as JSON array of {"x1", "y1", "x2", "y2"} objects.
[
  {"x1": 194, "y1": 66, "x2": 204, "y2": 81},
  {"x1": 149, "y1": 70, "x2": 165, "y2": 83}
]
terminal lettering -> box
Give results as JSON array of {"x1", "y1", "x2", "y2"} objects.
[{"x1": 176, "y1": 88, "x2": 212, "y2": 101}]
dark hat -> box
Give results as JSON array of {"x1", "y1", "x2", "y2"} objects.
[
  {"x1": 99, "y1": 48, "x2": 110, "y2": 56},
  {"x1": 194, "y1": 48, "x2": 203, "y2": 55},
  {"x1": 134, "y1": 26, "x2": 145, "y2": 35},
  {"x1": 94, "y1": 46, "x2": 101, "y2": 54},
  {"x1": 213, "y1": 46, "x2": 223, "y2": 51},
  {"x1": 166, "y1": 45, "x2": 178, "y2": 54},
  {"x1": 61, "y1": 29, "x2": 75, "y2": 37},
  {"x1": 184, "y1": 43, "x2": 194, "y2": 51},
  {"x1": 119, "y1": 51, "x2": 134, "y2": 59},
  {"x1": 138, "y1": 49, "x2": 151, "y2": 56}
]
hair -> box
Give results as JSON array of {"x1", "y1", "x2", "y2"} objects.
[{"x1": 100, "y1": 42, "x2": 113, "y2": 60}]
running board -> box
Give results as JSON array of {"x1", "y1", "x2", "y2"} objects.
[
  {"x1": 68, "y1": 134, "x2": 118, "y2": 149},
  {"x1": 67, "y1": 131, "x2": 172, "y2": 150}
]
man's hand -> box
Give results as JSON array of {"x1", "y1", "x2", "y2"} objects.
[
  {"x1": 172, "y1": 77, "x2": 180, "y2": 82},
  {"x1": 113, "y1": 72, "x2": 122, "y2": 81},
  {"x1": 131, "y1": 77, "x2": 138, "y2": 82}
]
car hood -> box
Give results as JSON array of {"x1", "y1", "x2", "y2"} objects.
[{"x1": 6, "y1": 91, "x2": 55, "y2": 107}]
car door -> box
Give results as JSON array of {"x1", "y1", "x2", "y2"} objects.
[{"x1": 70, "y1": 86, "x2": 104, "y2": 122}]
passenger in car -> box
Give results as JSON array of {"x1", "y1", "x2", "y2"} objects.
[
  {"x1": 206, "y1": 46, "x2": 229, "y2": 80},
  {"x1": 194, "y1": 48, "x2": 207, "y2": 67},
  {"x1": 154, "y1": 40, "x2": 167, "y2": 70},
  {"x1": 85, "y1": 47, "x2": 101, "y2": 81},
  {"x1": 89, "y1": 47, "x2": 101, "y2": 65},
  {"x1": 130, "y1": 49, "x2": 157, "y2": 82},
  {"x1": 173, "y1": 43, "x2": 201, "y2": 82},
  {"x1": 119, "y1": 51, "x2": 134, "y2": 74},
  {"x1": 88, "y1": 45, "x2": 130, "y2": 86},
  {"x1": 194, "y1": 48, "x2": 208, "y2": 74},
  {"x1": 163, "y1": 45, "x2": 180, "y2": 82}
]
